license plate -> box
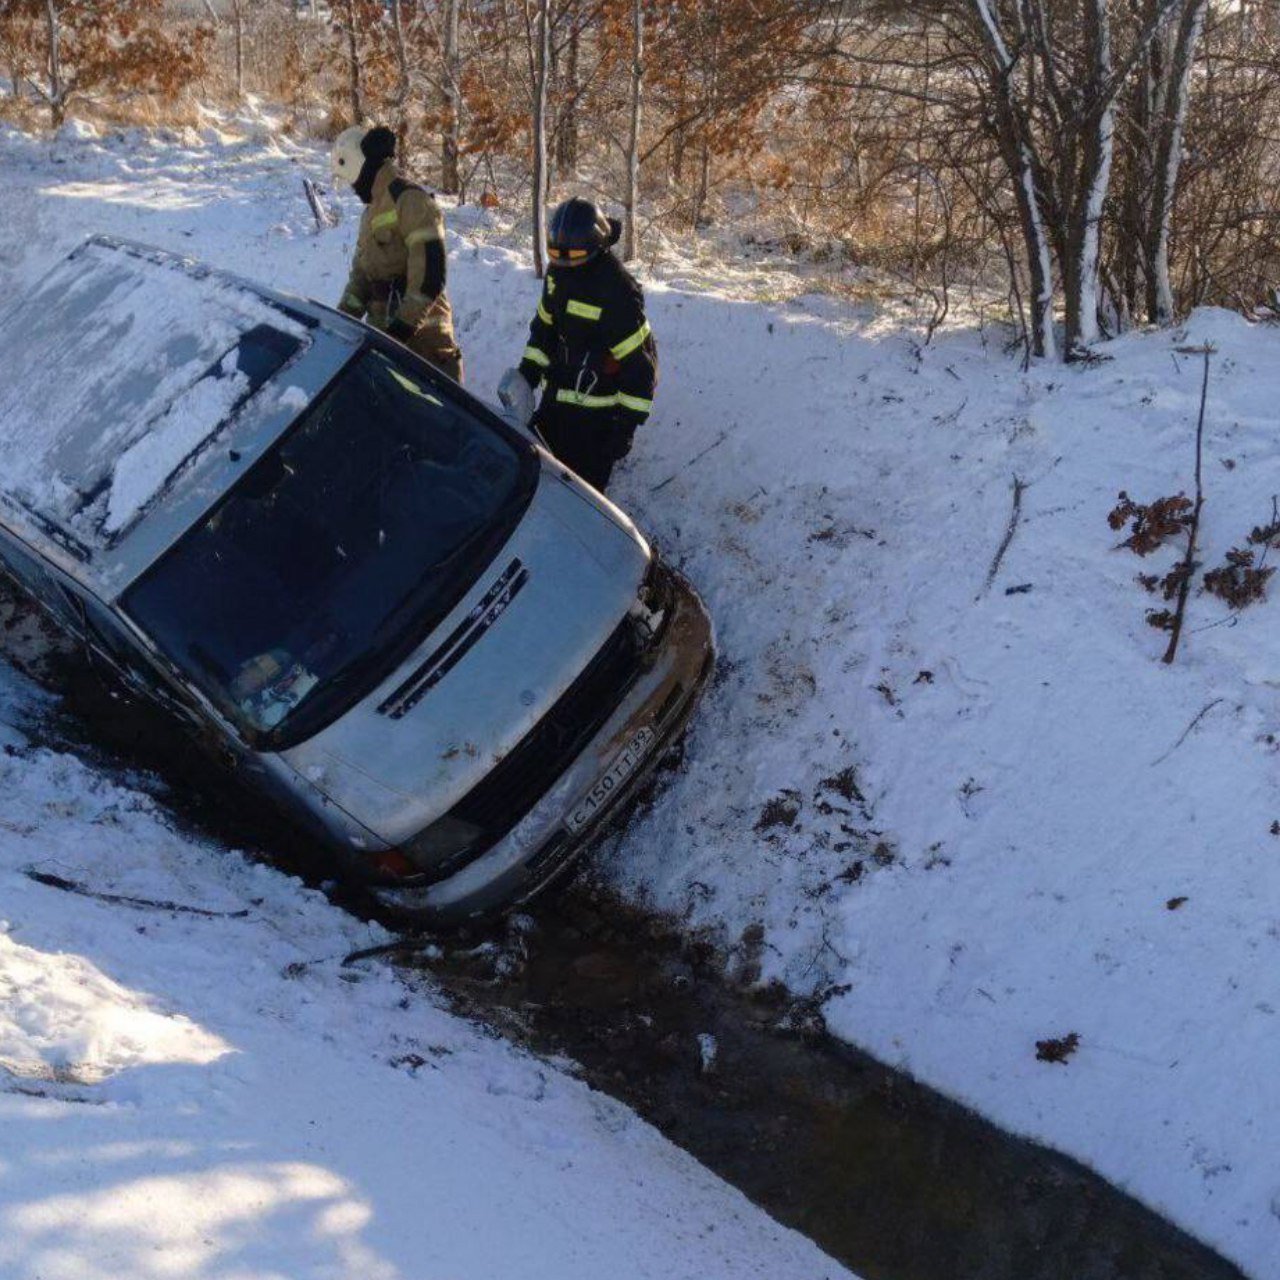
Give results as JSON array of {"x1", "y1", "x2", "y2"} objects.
[{"x1": 566, "y1": 724, "x2": 656, "y2": 833}]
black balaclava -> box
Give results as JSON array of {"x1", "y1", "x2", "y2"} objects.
[{"x1": 353, "y1": 126, "x2": 397, "y2": 205}]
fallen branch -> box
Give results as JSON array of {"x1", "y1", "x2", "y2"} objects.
[
  {"x1": 23, "y1": 868, "x2": 250, "y2": 919},
  {"x1": 650, "y1": 430, "x2": 729, "y2": 493},
  {"x1": 341, "y1": 936, "x2": 432, "y2": 967},
  {"x1": 977, "y1": 473, "x2": 1027, "y2": 599},
  {"x1": 303, "y1": 177, "x2": 334, "y2": 231},
  {"x1": 1150, "y1": 697, "x2": 1224, "y2": 766}
]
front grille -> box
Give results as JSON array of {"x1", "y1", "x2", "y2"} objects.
[{"x1": 449, "y1": 615, "x2": 646, "y2": 847}]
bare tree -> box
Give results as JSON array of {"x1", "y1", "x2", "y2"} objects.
[
  {"x1": 335, "y1": 0, "x2": 366, "y2": 123},
  {"x1": 389, "y1": 0, "x2": 411, "y2": 135},
  {"x1": 42, "y1": 0, "x2": 63, "y2": 124},
  {"x1": 554, "y1": 17, "x2": 579, "y2": 176},
  {"x1": 5, "y1": 0, "x2": 210, "y2": 129},
  {"x1": 966, "y1": 0, "x2": 1057, "y2": 357},
  {"x1": 529, "y1": 0, "x2": 551, "y2": 276},
  {"x1": 440, "y1": 0, "x2": 462, "y2": 194},
  {"x1": 167, "y1": 0, "x2": 1280, "y2": 357},
  {"x1": 230, "y1": 0, "x2": 245, "y2": 100},
  {"x1": 1142, "y1": 0, "x2": 1209, "y2": 324},
  {"x1": 1061, "y1": 0, "x2": 1116, "y2": 354},
  {"x1": 623, "y1": 0, "x2": 643, "y2": 261}
]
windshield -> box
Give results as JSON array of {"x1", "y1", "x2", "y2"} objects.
[{"x1": 124, "y1": 348, "x2": 536, "y2": 748}]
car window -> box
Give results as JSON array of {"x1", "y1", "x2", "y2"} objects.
[
  {"x1": 62, "y1": 583, "x2": 201, "y2": 722},
  {"x1": 52, "y1": 581, "x2": 147, "y2": 675},
  {"x1": 81, "y1": 597, "x2": 150, "y2": 676},
  {"x1": 0, "y1": 527, "x2": 80, "y2": 628}
]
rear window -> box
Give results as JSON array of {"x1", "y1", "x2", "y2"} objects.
[{"x1": 0, "y1": 242, "x2": 307, "y2": 553}]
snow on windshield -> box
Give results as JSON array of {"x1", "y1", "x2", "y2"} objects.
[{"x1": 0, "y1": 240, "x2": 305, "y2": 550}]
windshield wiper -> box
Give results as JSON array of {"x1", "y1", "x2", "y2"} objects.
[
  {"x1": 367, "y1": 530, "x2": 493, "y2": 651},
  {"x1": 267, "y1": 536, "x2": 494, "y2": 746}
]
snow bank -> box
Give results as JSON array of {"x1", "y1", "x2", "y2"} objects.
[
  {"x1": 602, "y1": 300, "x2": 1280, "y2": 1276},
  {"x1": 0, "y1": 659, "x2": 848, "y2": 1280}
]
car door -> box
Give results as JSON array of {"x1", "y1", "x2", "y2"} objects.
[
  {"x1": 0, "y1": 525, "x2": 82, "y2": 634},
  {"x1": 58, "y1": 582, "x2": 207, "y2": 732}
]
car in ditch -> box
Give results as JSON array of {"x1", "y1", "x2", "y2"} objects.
[{"x1": 0, "y1": 236, "x2": 713, "y2": 922}]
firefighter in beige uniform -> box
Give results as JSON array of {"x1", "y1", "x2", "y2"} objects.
[{"x1": 330, "y1": 125, "x2": 463, "y2": 383}]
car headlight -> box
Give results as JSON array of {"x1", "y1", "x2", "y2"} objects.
[{"x1": 629, "y1": 556, "x2": 674, "y2": 644}]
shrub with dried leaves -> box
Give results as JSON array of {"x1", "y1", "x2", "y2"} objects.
[
  {"x1": 1248, "y1": 518, "x2": 1280, "y2": 549},
  {"x1": 1108, "y1": 491, "x2": 1194, "y2": 556},
  {"x1": 1203, "y1": 547, "x2": 1275, "y2": 609},
  {"x1": 1113, "y1": 492, "x2": 1277, "y2": 639},
  {"x1": 1035, "y1": 1032, "x2": 1080, "y2": 1065}
]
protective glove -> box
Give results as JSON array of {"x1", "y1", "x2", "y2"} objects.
[
  {"x1": 496, "y1": 366, "x2": 536, "y2": 428},
  {"x1": 604, "y1": 414, "x2": 637, "y2": 462},
  {"x1": 387, "y1": 315, "x2": 415, "y2": 343}
]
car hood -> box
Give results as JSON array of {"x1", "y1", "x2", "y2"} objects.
[{"x1": 277, "y1": 464, "x2": 649, "y2": 844}]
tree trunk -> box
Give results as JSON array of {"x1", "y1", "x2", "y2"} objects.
[
  {"x1": 531, "y1": 0, "x2": 551, "y2": 278},
  {"x1": 1009, "y1": 133, "x2": 1056, "y2": 359},
  {"x1": 343, "y1": 0, "x2": 363, "y2": 125},
  {"x1": 390, "y1": 0, "x2": 410, "y2": 138},
  {"x1": 970, "y1": 1, "x2": 1055, "y2": 357},
  {"x1": 555, "y1": 25, "x2": 579, "y2": 177},
  {"x1": 692, "y1": 138, "x2": 711, "y2": 228},
  {"x1": 1143, "y1": 0, "x2": 1207, "y2": 325},
  {"x1": 623, "y1": 0, "x2": 643, "y2": 261},
  {"x1": 670, "y1": 77, "x2": 688, "y2": 185},
  {"x1": 44, "y1": 0, "x2": 63, "y2": 129},
  {"x1": 690, "y1": 8, "x2": 722, "y2": 230},
  {"x1": 441, "y1": 0, "x2": 461, "y2": 195},
  {"x1": 232, "y1": 0, "x2": 245, "y2": 100},
  {"x1": 1113, "y1": 54, "x2": 1151, "y2": 330},
  {"x1": 1064, "y1": 0, "x2": 1114, "y2": 354}
]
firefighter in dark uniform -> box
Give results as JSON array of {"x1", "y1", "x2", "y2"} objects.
[
  {"x1": 330, "y1": 124, "x2": 463, "y2": 383},
  {"x1": 498, "y1": 198, "x2": 657, "y2": 491}
]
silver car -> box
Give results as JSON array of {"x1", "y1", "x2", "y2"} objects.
[{"x1": 0, "y1": 237, "x2": 713, "y2": 921}]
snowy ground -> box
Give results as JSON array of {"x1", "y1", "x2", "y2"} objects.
[
  {"x1": 0, "y1": 119, "x2": 852, "y2": 1280},
  {"x1": 1, "y1": 111, "x2": 1278, "y2": 1276},
  {"x1": 0, "y1": 659, "x2": 848, "y2": 1280}
]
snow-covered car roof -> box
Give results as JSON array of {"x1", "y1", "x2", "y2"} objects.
[{"x1": 0, "y1": 237, "x2": 361, "y2": 600}]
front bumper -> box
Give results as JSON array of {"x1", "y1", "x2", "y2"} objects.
[{"x1": 369, "y1": 568, "x2": 714, "y2": 922}]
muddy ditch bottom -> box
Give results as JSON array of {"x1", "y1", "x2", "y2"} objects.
[
  {"x1": 3, "y1": 617, "x2": 1250, "y2": 1280},
  {"x1": 399, "y1": 890, "x2": 1246, "y2": 1280}
]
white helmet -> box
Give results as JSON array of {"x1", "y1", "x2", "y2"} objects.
[{"x1": 330, "y1": 125, "x2": 369, "y2": 185}]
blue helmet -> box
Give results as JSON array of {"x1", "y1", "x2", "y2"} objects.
[{"x1": 547, "y1": 198, "x2": 622, "y2": 266}]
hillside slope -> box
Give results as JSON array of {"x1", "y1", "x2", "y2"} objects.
[{"x1": 0, "y1": 115, "x2": 1277, "y2": 1275}]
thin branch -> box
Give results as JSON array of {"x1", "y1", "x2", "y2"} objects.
[
  {"x1": 1162, "y1": 344, "x2": 1213, "y2": 664},
  {"x1": 1150, "y1": 697, "x2": 1224, "y2": 765},
  {"x1": 23, "y1": 868, "x2": 250, "y2": 919}
]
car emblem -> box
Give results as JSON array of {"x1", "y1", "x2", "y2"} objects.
[{"x1": 377, "y1": 558, "x2": 528, "y2": 719}]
